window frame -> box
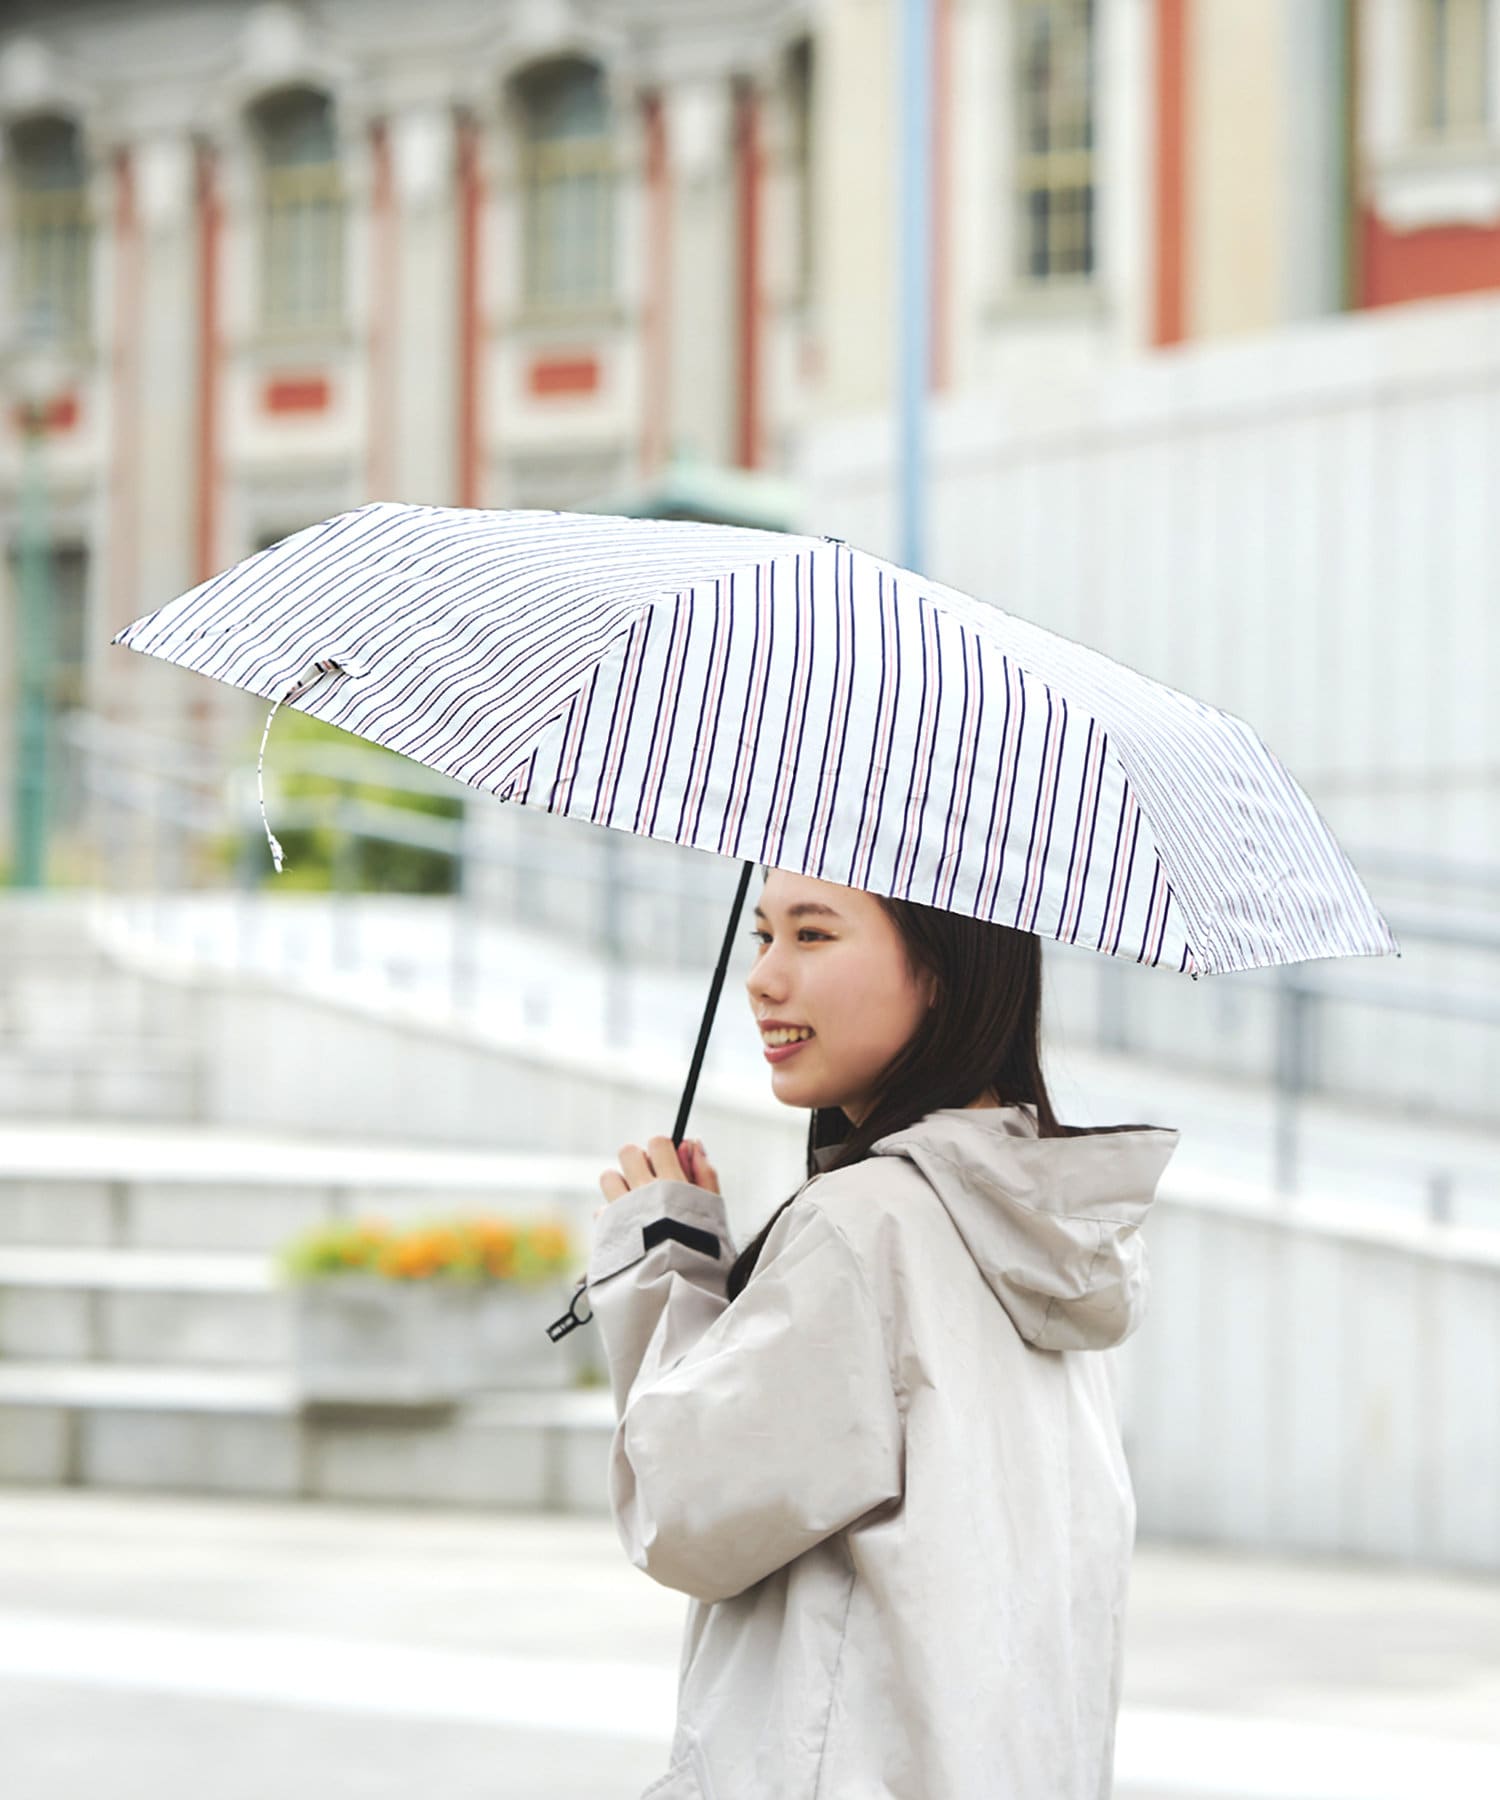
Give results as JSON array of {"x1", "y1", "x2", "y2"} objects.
[
  {"x1": 1010, "y1": 0, "x2": 1098, "y2": 294},
  {"x1": 515, "y1": 57, "x2": 618, "y2": 320},
  {"x1": 1411, "y1": 0, "x2": 1492, "y2": 143},
  {"x1": 251, "y1": 84, "x2": 347, "y2": 342},
  {"x1": 8, "y1": 113, "x2": 93, "y2": 350}
]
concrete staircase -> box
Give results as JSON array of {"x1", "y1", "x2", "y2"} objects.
[
  {"x1": 0, "y1": 1124, "x2": 618, "y2": 1511},
  {"x1": 0, "y1": 896, "x2": 202, "y2": 1122},
  {"x1": 0, "y1": 897, "x2": 643, "y2": 1511},
  {"x1": 0, "y1": 893, "x2": 818, "y2": 1514}
]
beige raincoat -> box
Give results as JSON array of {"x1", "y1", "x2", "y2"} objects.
[{"x1": 585, "y1": 1102, "x2": 1180, "y2": 1800}]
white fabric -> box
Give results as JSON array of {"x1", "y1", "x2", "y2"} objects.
[
  {"x1": 586, "y1": 1102, "x2": 1180, "y2": 1799},
  {"x1": 111, "y1": 501, "x2": 1398, "y2": 975}
]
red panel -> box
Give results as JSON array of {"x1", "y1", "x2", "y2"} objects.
[
  {"x1": 734, "y1": 83, "x2": 762, "y2": 468},
  {"x1": 50, "y1": 391, "x2": 79, "y2": 431},
  {"x1": 640, "y1": 90, "x2": 672, "y2": 474},
  {"x1": 264, "y1": 375, "x2": 331, "y2": 414},
  {"x1": 11, "y1": 391, "x2": 80, "y2": 434},
  {"x1": 367, "y1": 118, "x2": 396, "y2": 498},
  {"x1": 195, "y1": 143, "x2": 221, "y2": 583},
  {"x1": 1153, "y1": 0, "x2": 1189, "y2": 347},
  {"x1": 1357, "y1": 206, "x2": 1500, "y2": 308},
  {"x1": 457, "y1": 114, "x2": 484, "y2": 506},
  {"x1": 529, "y1": 356, "x2": 600, "y2": 397},
  {"x1": 109, "y1": 143, "x2": 142, "y2": 632}
]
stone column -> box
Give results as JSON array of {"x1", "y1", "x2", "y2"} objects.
[
  {"x1": 662, "y1": 75, "x2": 738, "y2": 468},
  {"x1": 387, "y1": 100, "x2": 462, "y2": 505}
]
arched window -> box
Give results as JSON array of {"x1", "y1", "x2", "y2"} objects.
[
  {"x1": 1413, "y1": 0, "x2": 1490, "y2": 140},
  {"x1": 1014, "y1": 0, "x2": 1096, "y2": 283},
  {"x1": 8, "y1": 114, "x2": 92, "y2": 344},
  {"x1": 517, "y1": 57, "x2": 615, "y2": 312},
  {"x1": 251, "y1": 85, "x2": 345, "y2": 334}
]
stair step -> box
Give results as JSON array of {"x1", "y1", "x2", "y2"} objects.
[
  {"x1": 0, "y1": 1246, "x2": 272, "y2": 1291},
  {"x1": 0, "y1": 1049, "x2": 199, "y2": 1123},
  {"x1": 0, "y1": 1361, "x2": 292, "y2": 1410},
  {"x1": 0, "y1": 1123, "x2": 605, "y2": 1252},
  {"x1": 0, "y1": 1363, "x2": 616, "y2": 1512}
]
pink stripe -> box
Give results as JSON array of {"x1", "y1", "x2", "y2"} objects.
[
  {"x1": 1135, "y1": 864, "x2": 1165, "y2": 963},
  {"x1": 1016, "y1": 696, "x2": 1065, "y2": 930},
  {"x1": 638, "y1": 596, "x2": 693, "y2": 824},
  {"x1": 1105, "y1": 804, "x2": 1142, "y2": 956},
  {"x1": 1099, "y1": 788, "x2": 1139, "y2": 951},
  {"x1": 1058, "y1": 724, "x2": 1105, "y2": 942},
  {"x1": 894, "y1": 600, "x2": 943, "y2": 892},
  {"x1": 1142, "y1": 871, "x2": 1171, "y2": 965},
  {"x1": 805, "y1": 546, "x2": 856, "y2": 871},
  {"x1": 978, "y1": 659, "x2": 1025, "y2": 917},
  {"x1": 765, "y1": 557, "x2": 814, "y2": 861},
  {"x1": 721, "y1": 565, "x2": 774, "y2": 851},
  {"x1": 932, "y1": 630, "x2": 982, "y2": 906},
  {"x1": 679, "y1": 580, "x2": 733, "y2": 838},
  {"x1": 553, "y1": 685, "x2": 587, "y2": 813},
  {"x1": 852, "y1": 574, "x2": 902, "y2": 883},
  {"x1": 595, "y1": 614, "x2": 652, "y2": 825}
]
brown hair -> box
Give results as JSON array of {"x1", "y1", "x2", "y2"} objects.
[{"x1": 726, "y1": 867, "x2": 1148, "y2": 1302}]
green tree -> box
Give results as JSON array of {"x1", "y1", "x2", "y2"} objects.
[{"x1": 211, "y1": 709, "x2": 464, "y2": 894}]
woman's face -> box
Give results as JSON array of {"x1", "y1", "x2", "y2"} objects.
[{"x1": 745, "y1": 870, "x2": 937, "y2": 1127}]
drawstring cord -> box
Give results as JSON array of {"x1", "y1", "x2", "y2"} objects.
[{"x1": 256, "y1": 657, "x2": 351, "y2": 873}]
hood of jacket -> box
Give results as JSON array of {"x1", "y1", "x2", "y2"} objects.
[{"x1": 813, "y1": 1103, "x2": 1180, "y2": 1352}]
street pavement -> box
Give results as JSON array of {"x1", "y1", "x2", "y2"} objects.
[{"x1": 1, "y1": 1486, "x2": 1497, "y2": 1799}]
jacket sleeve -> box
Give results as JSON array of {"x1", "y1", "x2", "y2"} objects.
[{"x1": 585, "y1": 1182, "x2": 905, "y2": 1605}]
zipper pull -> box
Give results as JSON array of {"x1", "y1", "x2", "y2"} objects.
[{"x1": 546, "y1": 1274, "x2": 594, "y2": 1342}]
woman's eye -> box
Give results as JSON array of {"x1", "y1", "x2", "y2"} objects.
[{"x1": 747, "y1": 929, "x2": 828, "y2": 945}]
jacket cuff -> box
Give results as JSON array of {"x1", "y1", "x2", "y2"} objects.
[{"x1": 587, "y1": 1178, "x2": 734, "y2": 1287}]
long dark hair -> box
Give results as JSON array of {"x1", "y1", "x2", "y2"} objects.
[{"x1": 725, "y1": 869, "x2": 1145, "y2": 1302}]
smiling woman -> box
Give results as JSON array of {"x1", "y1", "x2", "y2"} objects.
[
  {"x1": 583, "y1": 860, "x2": 1173, "y2": 1800},
  {"x1": 725, "y1": 859, "x2": 1144, "y2": 1303}
]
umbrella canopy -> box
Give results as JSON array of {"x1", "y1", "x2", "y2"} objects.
[{"x1": 112, "y1": 499, "x2": 1396, "y2": 986}]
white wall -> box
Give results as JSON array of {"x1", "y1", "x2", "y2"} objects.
[
  {"x1": 1120, "y1": 1181, "x2": 1500, "y2": 1574},
  {"x1": 800, "y1": 288, "x2": 1500, "y2": 1123}
]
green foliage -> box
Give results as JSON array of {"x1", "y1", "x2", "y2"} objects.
[
  {"x1": 275, "y1": 1213, "x2": 576, "y2": 1286},
  {"x1": 206, "y1": 708, "x2": 462, "y2": 893}
]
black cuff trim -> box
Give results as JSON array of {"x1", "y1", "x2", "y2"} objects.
[{"x1": 642, "y1": 1217, "x2": 722, "y2": 1261}]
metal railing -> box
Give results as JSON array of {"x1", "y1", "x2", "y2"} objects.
[{"x1": 37, "y1": 708, "x2": 1500, "y2": 1227}]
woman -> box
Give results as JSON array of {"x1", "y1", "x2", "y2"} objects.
[{"x1": 589, "y1": 864, "x2": 1179, "y2": 1800}]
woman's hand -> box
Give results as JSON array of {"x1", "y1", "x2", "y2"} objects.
[{"x1": 595, "y1": 1135, "x2": 719, "y2": 1220}]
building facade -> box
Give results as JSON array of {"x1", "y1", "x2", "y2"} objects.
[
  {"x1": 3, "y1": 0, "x2": 1499, "y2": 862},
  {"x1": 0, "y1": 0, "x2": 819, "y2": 790}
]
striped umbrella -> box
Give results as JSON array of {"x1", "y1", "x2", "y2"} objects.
[{"x1": 111, "y1": 499, "x2": 1397, "y2": 1130}]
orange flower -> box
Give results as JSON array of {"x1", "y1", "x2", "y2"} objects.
[{"x1": 528, "y1": 1222, "x2": 570, "y2": 1261}]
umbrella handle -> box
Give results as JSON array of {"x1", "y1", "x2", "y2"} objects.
[
  {"x1": 672, "y1": 857, "x2": 756, "y2": 1148},
  {"x1": 545, "y1": 857, "x2": 756, "y2": 1347}
]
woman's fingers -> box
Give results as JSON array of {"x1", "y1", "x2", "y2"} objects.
[
  {"x1": 596, "y1": 1135, "x2": 716, "y2": 1220},
  {"x1": 687, "y1": 1139, "x2": 720, "y2": 1196}
]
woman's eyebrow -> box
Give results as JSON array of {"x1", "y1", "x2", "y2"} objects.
[{"x1": 752, "y1": 902, "x2": 843, "y2": 920}]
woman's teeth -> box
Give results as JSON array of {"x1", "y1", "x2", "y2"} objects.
[{"x1": 764, "y1": 1028, "x2": 815, "y2": 1046}]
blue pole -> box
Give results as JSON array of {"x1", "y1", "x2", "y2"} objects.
[{"x1": 898, "y1": 0, "x2": 932, "y2": 575}]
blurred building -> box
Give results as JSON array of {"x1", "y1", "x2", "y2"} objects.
[
  {"x1": 2, "y1": 0, "x2": 1499, "y2": 863},
  {"x1": 803, "y1": 0, "x2": 1500, "y2": 885},
  {"x1": 0, "y1": 0, "x2": 820, "y2": 804}
]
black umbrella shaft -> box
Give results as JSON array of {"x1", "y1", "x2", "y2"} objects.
[{"x1": 673, "y1": 857, "x2": 756, "y2": 1146}]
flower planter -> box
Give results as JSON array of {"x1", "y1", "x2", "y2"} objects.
[{"x1": 291, "y1": 1274, "x2": 587, "y2": 1406}]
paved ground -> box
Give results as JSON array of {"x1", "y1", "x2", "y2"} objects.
[{"x1": 1, "y1": 1486, "x2": 1497, "y2": 1800}]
